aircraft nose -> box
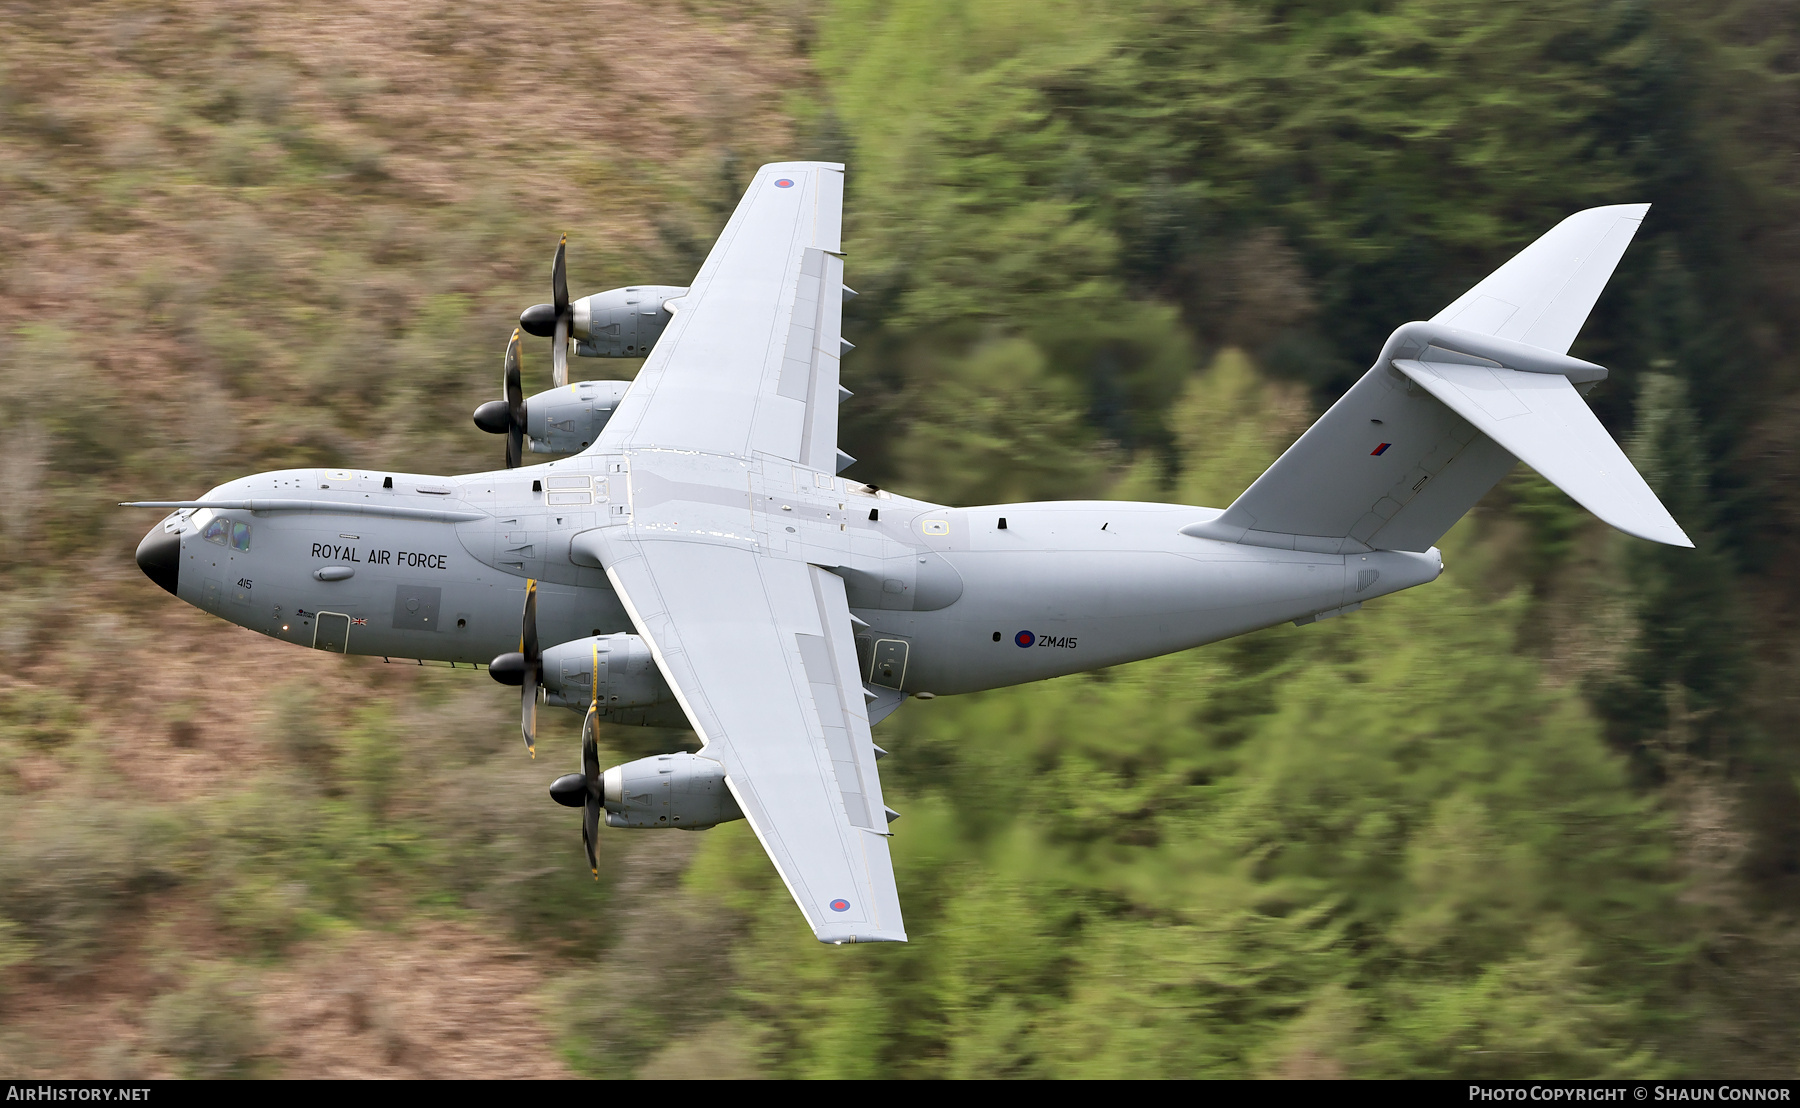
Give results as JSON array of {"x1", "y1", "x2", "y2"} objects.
[{"x1": 135, "y1": 524, "x2": 180, "y2": 596}]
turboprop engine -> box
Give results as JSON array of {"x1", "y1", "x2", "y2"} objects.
[
  {"x1": 523, "y1": 379, "x2": 630, "y2": 455},
  {"x1": 474, "y1": 237, "x2": 688, "y2": 467},
  {"x1": 490, "y1": 590, "x2": 683, "y2": 756},
  {"x1": 522, "y1": 282, "x2": 685, "y2": 358},
  {"x1": 559, "y1": 285, "x2": 688, "y2": 359},
  {"x1": 547, "y1": 725, "x2": 743, "y2": 875},
  {"x1": 471, "y1": 335, "x2": 633, "y2": 461},
  {"x1": 549, "y1": 751, "x2": 745, "y2": 830},
  {"x1": 537, "y1": 632, "x2": 674, "y2": 711}
]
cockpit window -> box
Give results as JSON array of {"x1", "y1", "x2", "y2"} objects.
[{"x1": 200, "y1": 517, "x2": 251, "y2": 551}]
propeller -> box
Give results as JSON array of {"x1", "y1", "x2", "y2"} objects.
[
  {"x1": 486, "y1": 578, "x2": 542, "y2": 756},
  {"x1": 518, "y1": 235, "x2": 572, "y2": 389},
  {"x1": 471, "y1": 328, "x2": 528, "y2": 468},
  {"x1": 548, "y1": 702, "x2": 603, "y2": 879}
]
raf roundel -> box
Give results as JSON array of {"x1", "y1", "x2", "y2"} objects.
[
  {"x1": 774, "y1": 178, "x2": 795, "y2": 189},
  {"x1": 1014, "y1": 630, "x2": 1036, "y2": 648},
  {"x1": 830, "y1": 898, "x2": 851, "y2": 913}
]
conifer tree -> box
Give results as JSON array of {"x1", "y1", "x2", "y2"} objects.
[{"x1": 1594, "y1": 373, "x2": 1750, "y2": 779}]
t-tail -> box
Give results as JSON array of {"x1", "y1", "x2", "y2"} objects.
[{"x1": 1185, "y1": 203, "x2": 1692, "y2": 555}]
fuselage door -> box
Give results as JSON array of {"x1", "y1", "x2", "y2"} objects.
[
  {"x1": 871, "y1": 638, "x2": 909, "y2": 690},
  {"x1": 314, "y1": 612, "x2": 351, "y2": 653}
]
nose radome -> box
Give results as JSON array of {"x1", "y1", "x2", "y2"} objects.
[{"x1": 135, "y1": 525, "x2": 180, "y2": 596}]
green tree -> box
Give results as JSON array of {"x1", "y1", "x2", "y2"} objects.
[
  {"x1": 1595, "y1": 373, "x2": 1750, "y2": 779},
  {"x1": 891, "y1": 336, "x2": 1111, "y2": 505},
  {"x1": 683, "y1": 356, "x2": 1686, "y2": 1078}
]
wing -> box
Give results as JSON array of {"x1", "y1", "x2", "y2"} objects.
[
  {"x1": 580, "y1": 529, "x2": 905, "y2": 944},
  {"x1": 579, "y1": 162, "x2": 902, "y2": 942},
  {"x1": 597, "y1": 161, "x2": 848, "y2": 472}
]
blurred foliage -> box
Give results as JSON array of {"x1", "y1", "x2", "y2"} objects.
[
  {"x1": 679, "y1": 359, "x2": 1686, "y2": 1078},
  {"x1": 1506, "y1": 470, "x2": 1589, "y2": 590},
  {"x1": 144, "y1": 966, "x2": 269, "y2": 1079},
  {"x1": 1596, "y1": 373, "x2": 1753, "y2": 781},
  {"x1": 892, "y1": 335, "x2": 1113, "y2": 506},
  {"x1": 2, "y1": 0, "x2": 1800, "y2": 1081}
]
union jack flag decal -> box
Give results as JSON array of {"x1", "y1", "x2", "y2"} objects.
[{"x1": 351, "y1": 617, "x2": 367, "y2": 626}]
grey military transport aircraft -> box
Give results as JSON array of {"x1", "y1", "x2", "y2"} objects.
[{"x1": 128, "y1": 162, "x2": 1689, "y2": 944}]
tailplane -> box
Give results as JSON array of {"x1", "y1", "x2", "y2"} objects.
[{"x1": 1185, "y1": 204, "x2": 1691, "y2": 554}]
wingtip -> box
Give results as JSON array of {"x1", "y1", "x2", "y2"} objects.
[
  {"x1": 1635, "y1": 505, "x2": 1693, "y2": 549},
  {"x1": 1578, "y1": 201, "x2": 1651, "y2": 219},
  {"x1": 811, "y1": 915, "x2": 909, "y2": 945},
  {"x1": 1614, "y1": 516, "x2": 1694, "y2": 548}
]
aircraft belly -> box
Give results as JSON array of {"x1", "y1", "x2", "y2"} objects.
[{"x1": 868, "y1": 546, "x2": 1354, "y2": 695}]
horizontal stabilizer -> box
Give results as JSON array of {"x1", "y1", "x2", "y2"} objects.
[{"x1": 1393, "y1": 359, "x2": 1691, "y2": 547}]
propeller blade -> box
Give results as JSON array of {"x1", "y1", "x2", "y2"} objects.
[
  {"x1": 551, "y1": 234, "x2": 569, "y2": 320},
  {"x1": 519, "y1": 579, "x2": 541, "y2": 756},
  {"x1": 521, "y1": 578, "x2": 540, "y2": 660},
  {"x1": 504, "y1": 329, "x2": 525, "y2": 422},
  {"x1": 552, "y1": 313, "x2": 569, "y2": 389},
  {"x1": 581, "y1": 704, "x2": 601, "y2": 878},
  {"x1": 551, "y1": 235, "x2": 572, "y2": 388},
  {"x1": 521, "y1": 665, "x2": 539, "y2": 757},
  {"x1": 504, "y1": 328, "x2": 526, "y2": 469}
]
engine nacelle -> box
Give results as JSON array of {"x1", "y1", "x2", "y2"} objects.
[
  {"x1": 540, "y1": 632, "x2": 674, "y2": 710},
  {"x1": 525, "y1": 379, "x2": 630, "y2": 455},
  {"x1": 603, "y1": 751, "x2": 744, "y2": 830},
  {"x1": 572, "y1": 285, "x2": 688, "y2": 358}
]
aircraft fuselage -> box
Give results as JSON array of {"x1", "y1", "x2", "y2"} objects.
[{"x1": 136, "y1": 452, "x2": 1442, "y2": 712}]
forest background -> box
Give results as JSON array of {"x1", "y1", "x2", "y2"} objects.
[{"x1": 1, "y1": 0, "x2": 1798, "y2": 1079}]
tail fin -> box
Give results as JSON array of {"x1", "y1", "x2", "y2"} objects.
[
  {"x1": 1185, "y1": 204, "x2": 1693, "y2": 554},
  {"x1": 1433, "y1": 204, "x2": 1649, "y2": 354}
]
